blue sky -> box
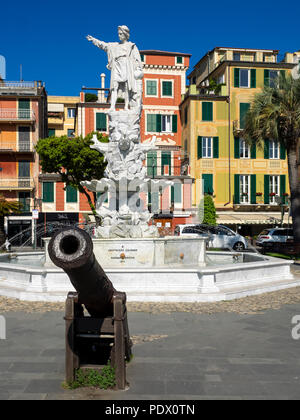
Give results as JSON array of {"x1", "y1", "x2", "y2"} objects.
[{"x1": 1, "y1": 0, "x2": 299, "y2": 96}]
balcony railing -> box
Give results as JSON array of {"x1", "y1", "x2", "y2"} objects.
[
  {"x1": 0, "y1": 142, "x2": 34, "y2": 152},
  {"x1": 0, "y1": 81, "x2": 44, "y2": 95},
  {"x1": 0, "y1": 109, "x2": 36, "y2": 122},
  {"x1": 0, "y1": 178, "x2": 35, "y2": 190}
]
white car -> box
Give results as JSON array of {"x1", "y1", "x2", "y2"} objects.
[{"x1": 174, "y1": 224, "x2": 248, "y2": 251}]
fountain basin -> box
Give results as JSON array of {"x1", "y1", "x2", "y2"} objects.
[{"x1": 0, "y1": 247, "x2": 298, "y2": 303}]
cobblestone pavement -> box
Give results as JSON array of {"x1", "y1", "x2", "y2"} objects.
[{"x1": 0, "y1": 264, "x2": 299, "y2": 400}]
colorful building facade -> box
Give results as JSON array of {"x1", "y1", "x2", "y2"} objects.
[
  {"x1": 181, "y1": 47, "x2": 296, "y2": 234},
  {"x1": 0, "y1": 79, "x2": 47, "y2": 242}
]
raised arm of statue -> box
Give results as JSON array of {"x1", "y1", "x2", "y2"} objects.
[{"x1": 86, "y1": 35, "x2": 108, "y2": 51}]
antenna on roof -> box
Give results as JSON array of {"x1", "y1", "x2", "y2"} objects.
[{"x1": 20, "y1": 64, "x2": 23, "y2": 82}]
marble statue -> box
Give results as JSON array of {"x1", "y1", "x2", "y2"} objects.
[
  {"x1": 87, "y1": 26, "x2": 143, "y2": 111},
  {"x1": 83, "y1": 27, "x2": 161, "y2": 239}
]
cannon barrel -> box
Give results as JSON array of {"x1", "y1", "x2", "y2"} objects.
[{"x1": 48, "y1": 227, "x2": 116, "y2": 317}]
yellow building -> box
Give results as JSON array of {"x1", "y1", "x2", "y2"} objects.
[
  {"x1": 47, "y1": 96, "x2": 79, "y2": 137},
  {"x1": 181, "y1": 47, "x2": 296, "y2": 232}
]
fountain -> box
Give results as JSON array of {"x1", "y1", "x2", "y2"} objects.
[{"x1": 0, "y1": 27, "x2": 298, "y2": 302}]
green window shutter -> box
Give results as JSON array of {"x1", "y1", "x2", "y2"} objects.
[
  {"x1": 18, "y1": 99, "x2": 30, "y2": 119},
  {"x1": 173, "y1": 183, "x2": 182, "y2": 203},
  {"x1": 43, "y1": 182, "x2": 54, "y2": 203},
  {"x1": 66, "y1": 185, "x2": 77, "y2": 203},
  {"x1": 96, "y1": 113, "x2": 107, "y2": 131},
  {"x1": 48, "y1": 129, "x2": 55, "y2": 137},
  {"x1": 172, "y1": 114, "x2": 177, "y2": 133},
  {"x1": 147, "y1": 151, "x2": 157, "y2": 176},
  {"x1": 202, "y1": 102, "x2": 213, "y2": 121},
  {"x1": 240, "y1": 103, "x2": 250, "y2": 129},
  {"x1": 250, "y1": 174, "x2": 257, "y2": 204},
  {"x1": 202, "y1": 174, "x2": 213, "y2": 195},
  {"x1": 156, "y1": 114, "x2": 162, "y2": 132},
  {"x1": 234, "y1": 68, "x2": 240, "y2": 88},
  {"x1": 280, "y1": 143, "x2": 286, "y2": 160},
  {"x1": 251, "y1": 142, "x2": 256, "y2": 159},
  {"x1": 146, "y1": 80, "x2": 157, "y2": 95},
  {"x1": 213, "y1": 137, "x2": 219, "y2": 158},
  {"x1": 234, "y1": 174, "x2": 240, "y2": 204},
  {"x1": 280, "y1": 175, "x2": 286, "y2": 199},
  {"x1": 234, "y1": 137, "x2": 240, "y2": 159},
  {"x1": 264, "y1": 175, "x2": 270, "y2": 204},
  {"x1": 250, "y1": 69, "x2": 256, "y2": 88},
  {"x1": 176, "y1": 56, "x2": 183, "y2": 64},
  {"x1": 161, "y1": 151, "x2": 171, "y2": 175},
  {"x1": 162, "y1": 81, "x2": 172, "y2": 96},
  {"x1": 18, "y1": 160, "x2": 30, "y2": 178},
  {"x1": 279, "y1": 70, "x2": 286, "y2": 89},
  {"x1": 264, "y1": 139, "x2": 270, "y2": 159},
  {"x1": 147, "y1": 114, "x2": 156, "y2": 132},
  {"x1": 197, "y1": 136, "x2": 202, "y2": 159},
  {"x1": 264, "y1": 69, "x2": 270, "y2": 87}
]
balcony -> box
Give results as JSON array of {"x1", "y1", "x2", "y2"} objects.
[
  {"x1": 0, "y1": 81, "x2": 44, "y2": 96},
  {"x1": 0, "y1": 109, "x2": 36, "y2": 123},
  {"x1": 0, "y1": 141, "x2": 34, "y2": 153},
  {"x1": 0, "y1": 178, "x2": 35, "y2": 190}
]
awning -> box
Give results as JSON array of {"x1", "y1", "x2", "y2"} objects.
[{"x1": 217, "y1": 212, "x2": 291, "y2": 225}]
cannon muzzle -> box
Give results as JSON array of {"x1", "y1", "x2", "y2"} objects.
[{"x1": 48, "y1": 227, "x2": 116, "y2": 317}]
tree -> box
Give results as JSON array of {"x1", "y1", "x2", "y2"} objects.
[
  {"x1": 0, "y1": 195, "x2": 22, "y2": 246},
  {"x1": 36, "y1": 133, "x2": 108, "y2": 224},
  {"x1": 244, "y1": 73, "x2": 300, "y2": 243},
  {"x1": 85, "y1": 93, "x2": 98, "y2": 102},
  {"x1": 201, "y1": 194, "x2": 218, "y2": 225}
]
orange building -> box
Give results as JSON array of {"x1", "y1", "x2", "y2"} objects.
[{"x1": 0, "y1": 79, "x2": 47, "y2": 244}]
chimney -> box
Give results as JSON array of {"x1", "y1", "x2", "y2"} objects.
[{"x1": 98, "y1": 73, "x2": 106, "y2": 103}]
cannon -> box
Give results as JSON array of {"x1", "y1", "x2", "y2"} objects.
[{"x1": 48, "y1": 227, "x2": 132, "y2": 389}]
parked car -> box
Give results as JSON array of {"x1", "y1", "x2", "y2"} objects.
[
  {"x1": 256, "y1": 228, "x2": 294, "y2": 249},
  {"x1": 174, "y1": 224, "x2": 248, "y2": 251}
]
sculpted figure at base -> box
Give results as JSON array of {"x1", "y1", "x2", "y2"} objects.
[{"x1": 87, "y1": 26, "x2": 143, "y2": 111}]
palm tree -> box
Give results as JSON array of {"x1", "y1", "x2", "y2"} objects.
[
  {"x1": 0, "y1": 195, "x2": 22, "y2": 246},
  {"x1": 244, "y1": 73, "x2": 300, "y2": 243}
]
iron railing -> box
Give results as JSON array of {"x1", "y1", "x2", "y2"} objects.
[
  {"x1": 0, "y1": 109, "x2": 36, "y2": 121},
  {"x1": 0, "y1": 178, "x2": 35, "y2": 189}
]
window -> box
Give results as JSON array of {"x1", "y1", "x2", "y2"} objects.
[
  {"x1": 202, "y1": 102, "x2": 213, "y2": 121},
  {"x1": 162, "y1": 81, "x2": 173, "y2": 97},
  {"x1": 161, "y1": 115, "x2": 172, "y2": 133},
  {"x1": 233, "y1": 52, "x2": 241, "y2": 61},
  {"x1": 240, "y1": 103, "x2": 250, "y2": 129},
  {"x1": 176, "y1": 56, "x2": 183, "y2": 64},
  {"x1": 19, "y1": 192, "x2": 30, "y2": 212},
  {"x1": 140, "y1": 54, "x2": 145, "y2": 62},
  {"x1": 147, "y1": 152, "x2": 157, "y2": 177},
  {"x1": 202, "y1": 137, "x2": 213, "y2": 158},
  {"x1": 96, "y1": 112, "x2": 107, "y2": 131},
  {"x1": 67, "y1": 108, "x2": 76, "y2": 118},
  {"x1": 147, "y1": 114, "x2": 157, "y2": 132},
  {"x1": 239, "y1": 139, "x2": 250, "y2": 158},
  {"x1": 43, "y1": 182, "x2": 54, "y2": 203},
  {"x1": 269, "y1": 140, "x2": 280, "y2": 159},
  {"x1": 19, "y1": 127, "x2": 30, "y2": 151},
  {"x1": 48, "y1": 129, "x2": 55, "y2": 137},
  {"x1": 161, "y1": 151, "x2": 171, "y2": 175},
  {"x1": 18, "y1": 160, "x2": 30, "y2": 178},
  {"x1": 66, "y1": 185, "x2": 77, "y2": 203},
  {"x1": 240, "y1": 175, "x2": 250, "y2": 204},
  {"x1": 146, "y1": 80, "x2": 157, "y2": 96},
  {"x1": 264, "y1": 70, "x2": 280, "y2": 88},
  {"x1": 240, "y1": 69, "x2": 250, "y2": 88},
  {"x1": 18, "y1": 99, "x2": 30, "y2": 119},
  {"x1": 171, "y1": 183, "x2": 182, "y2": 203},
  {"x1": 202, "y1": 174, "x2": 213, "y2": 195},
  {"x1": 269, "y1": 175, "x2": 280, "y2": 204},
  {"x1": 67, "y1": 129, "x2": 75, "y2": 138}
]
